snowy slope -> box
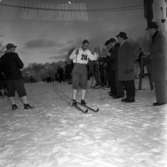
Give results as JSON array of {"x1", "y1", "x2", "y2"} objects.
[{"x1": 0, "y1": 82, "x2": 166, "y2": 167}]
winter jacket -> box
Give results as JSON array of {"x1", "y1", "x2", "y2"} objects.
[
  {"x1": 117, "y1": 40, "x2": 136, "y2": 81},
  {"x1": 0, "y1": 52, "x2": 24, "y2": 80},
  {"x1": 150, "y1": 31, "x2": 167, "y2": 81}
]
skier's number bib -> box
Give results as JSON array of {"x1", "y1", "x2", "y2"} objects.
[{"x1": 81, "y1": 54, "x2": 88, "y2": 61}]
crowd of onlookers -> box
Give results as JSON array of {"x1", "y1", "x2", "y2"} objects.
[
  {"x1": 43, "y1": 41, "x2": 140, "y2": 88},
  {"x1": 86, "y1": 32, "x2": 138, "y2": 102},
  {"x1": 0, "y1": 34, "x2": 142, "y2": 97},
  {"x1": 0, "y1": 21, "x2": 167, "y2": 107}
]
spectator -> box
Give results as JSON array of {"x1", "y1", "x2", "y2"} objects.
[
  {"x1": 64, "y1": 60, "x2": 73, "y2": 84},
  {"x1": 104, "y1": 38, "x2": 118, "y2": 96},
  {"x1": 99, "y1": 47, "x2": 110, "y2": 87},
  {"x1": 147, "y1": 22, "x2": 167, "y2": 106},
  {"x1": 117, "y1": 32, "x2": 136, "y2": 102},
  {"x1": 109, "y1": 38, "x2": 124, "y2": 98},
  {"x1": 0, "y1": 44, "x2": 6, "y2": 97},
  {"x1": 56, "y1": 66, "x2": 64, "y2": 83},
  {"x1": 0, "y1": 43, "x2": 33, "y2": 110},
  {"x1": 88, "y1": 47, "x2": 99, "y2": 88},
  {"x1": 0, "y1": 71, "x2": 6, "y2": 97}
]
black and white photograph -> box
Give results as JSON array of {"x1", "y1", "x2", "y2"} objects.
[{"x1": 0, "y1": 0, "x2": 167, "y2": 166}]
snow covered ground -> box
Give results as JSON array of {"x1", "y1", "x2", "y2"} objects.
[{"x1": 0, "y1": 81, "x2": 167, "y2": 167}]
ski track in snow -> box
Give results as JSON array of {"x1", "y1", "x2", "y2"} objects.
[{"x1": 0, "y1": 82, "x2": 167, "y2": 167}]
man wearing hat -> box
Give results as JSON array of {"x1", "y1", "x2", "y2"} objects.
[
  {"x1": 0, "y1": 43, "x2": 33, "y2": 110},
  {"x1": 116, "y1": 32, "x2": 136, "y2": 102},
  {"x1": 105, "y1": 38, "x2": 124, "y2": 98},
  {"x1": 147, "y1": 22, "x2": 167, "y2": 106}
]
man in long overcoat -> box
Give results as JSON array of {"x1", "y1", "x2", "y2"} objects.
[
  {"x1": 117, "y1": 32, "x2": 136, "y2": 102},
  {"x1": 147, "y1": 22, "x2": 167, "y2": 106},
  {"x1": 105, "y1": 38, "x2": 124, "y2": 98},
  {"x1": 104, "y1": 38, "x2": 116, "y2": 96}
]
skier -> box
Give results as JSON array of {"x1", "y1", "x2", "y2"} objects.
[{"x1": 69, "y1": 40, "x2": 95, "y2": 106}]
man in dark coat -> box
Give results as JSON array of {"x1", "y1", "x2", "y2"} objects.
[
  {"x1": 104, "y1": 39, "x2": 115, "y2": 94},
  {"x1": 147, "y1": 22, "x2": 167, "y2": 106},
  {"x1": 0, "y1": 70, "x2": 7, "y2": 97},
  {"x1": 110, "y1": 39, "x2": 124, "y2": 98},
  {"x1": 0, "y1": 43, "x2": 33, "y2": 110},
  {"x1": 105, "y1": 38, "x2": 124, "y2": 98},
  {"x1": 117, "y1": 32, "x2": 136, "y2": 102}
]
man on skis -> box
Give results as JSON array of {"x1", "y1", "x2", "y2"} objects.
[{"x1": 69, "y1": 40, "x2": 95, "y2": 106}]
